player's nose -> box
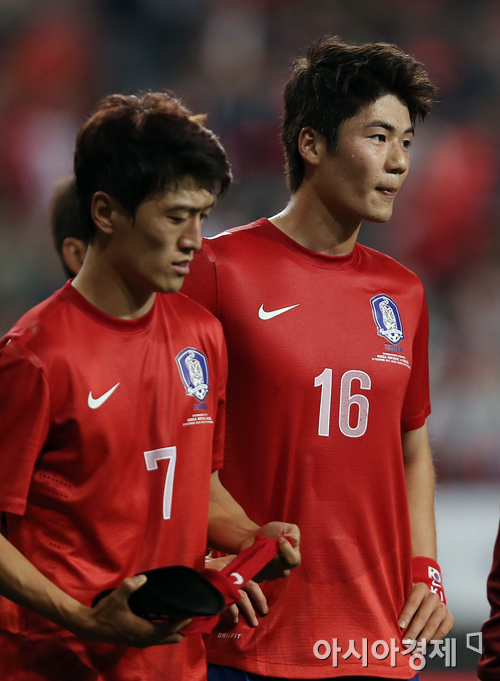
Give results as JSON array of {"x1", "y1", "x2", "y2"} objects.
[
  {"x1": 179, "y1": 215, "x2": 203, "y2": 252},
  {"x1": 386, "y1": 140, "x2": 409, "y2": 175}
]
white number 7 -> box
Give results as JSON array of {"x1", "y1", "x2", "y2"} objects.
[{"x1": 144, "y1": 446, "x2": 177, "y2": 520}]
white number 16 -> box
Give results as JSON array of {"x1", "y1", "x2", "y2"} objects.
[
  {"x1": 144, "y1": 446, "x2": 177, "y2": 519},
  {"x1": 314, "y1": 369, "x2": 371, "y2": 438}
]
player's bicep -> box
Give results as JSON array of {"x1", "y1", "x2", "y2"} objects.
[
  {"x1": 401, "y1": 290, "x2": 431, "y2": 430},
  {"x1": 402, "y1": 421, "x2": 431, "y2": 465}
]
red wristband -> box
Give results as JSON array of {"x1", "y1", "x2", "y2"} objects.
[{"x1": 412, "y1": 556, "x2": 447, "y2": 605}]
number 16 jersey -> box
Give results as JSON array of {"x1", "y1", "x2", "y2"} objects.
[{"x1": 182, "y1": 218, "x2": 431, "y2": 679}]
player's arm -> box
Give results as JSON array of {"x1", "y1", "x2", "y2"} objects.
[
  {"x1": 398, "y1": 421, "x2": 454, "y2": 641},
  {"x1": 207, "y1": 471, "x2": 301, "y2": 581},
  {"x1": 0, "y1": 530, "x2": 189, "y2": 647}
]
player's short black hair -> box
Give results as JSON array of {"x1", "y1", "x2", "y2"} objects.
[
  {"x1": 74, "y1": 91, "x2": 232, "y2": 241},
  {"x1": 50, "y1": 176, "x2": 87, "y2": 278},
  {"x1": 282, "y1": 36, "x2": 436, "y2": 193}
]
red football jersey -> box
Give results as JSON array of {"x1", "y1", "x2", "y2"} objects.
[
  {"x1": 182, "y1": 219, "x2": 431, "y2": 679},
  {"x1": 479, "y1": 514, "x2": 500, "y2": 680},
  {"x1": 0, "y1": 281, "x2": 227, "y2": 681}
]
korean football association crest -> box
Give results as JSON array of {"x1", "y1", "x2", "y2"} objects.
[
  {"x1": 175, "y1": 347, "x2": 209, "y2": 402},
  {"x1": 370, "y1": 294, "x2": 404, "y2": 344}
]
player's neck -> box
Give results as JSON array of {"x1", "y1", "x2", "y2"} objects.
[
  {"x1": 72, "y1": 249, "x2": 156, "y2": 320},
  {"x1": 269, "y1": 188, "x2": 360, "y2": 256}
]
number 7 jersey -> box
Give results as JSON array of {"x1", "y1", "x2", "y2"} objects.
[
  {"x1": 181, "y1": 218, "x2": 431, "y2": 679},
  {"x1": 0, "y1": 282, "x2": 227, "y2": 681}
]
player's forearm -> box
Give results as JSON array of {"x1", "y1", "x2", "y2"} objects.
[
  {"x1": 208, "y1": 471, "x2": 260, "y2": 554},
  {"x1": 404, "y1": 456, "x2": 437, "y2": 558},
  {"x1": 402, "y1": 422, "x2": 437, "y2": 559},
  {"x1": 0, "y1": 532, "x2": 89, "y2": 634}
]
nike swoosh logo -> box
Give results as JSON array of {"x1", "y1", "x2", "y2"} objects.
[
  {"x1": 88, "y1": 382, "x2": 120, "y2": 409},
  {"x1": 258, "y1": 304, "x2": 299, "y2": 320}
]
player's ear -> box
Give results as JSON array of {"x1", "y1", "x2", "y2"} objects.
[
  {"x1": 62, "y1": 237, "x2": 88, "y2": 276},
  {"x1": 91, "y1": 191, "x2": 123, "y2": 236},
  {"x1": 297, "y1": 127, "x2": 325, "y2": 167}
]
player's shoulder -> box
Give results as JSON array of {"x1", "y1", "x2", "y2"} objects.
[
  {"x1": 159, "y1": 290, "x2": 221, "y2": 321},
  {"x1": 157, "y1": 291, "x2": 224, "y2": 337},
  {"x1": 1, "y1": 285, "x2": 72, "y2": 350},
  {"x1": 199, "y1": 219, "x2": 268, "y2": 260},
  {"x1": 0, "y1": 284, "x2": 71, "y2": 370},
  {"x1": 357, "y1": 243, "x2": 424, "y2": 290}
]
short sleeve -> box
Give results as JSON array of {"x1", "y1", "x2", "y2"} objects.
[
  {"x1": 181, "y1": 241, "x2": 220, "y2": 318},
  {"x1": 400, "y1": 290, "x2": 431, "y2": 431},
  {"x1": 0, "y1": 339, "x2": 50, "y2": 515},
  {"x1": 211, "y1": 330, "x2": 228, "y2": 472}
]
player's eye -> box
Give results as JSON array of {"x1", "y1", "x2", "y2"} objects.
[
  {"x1": 402, "y1": 138, "x2": 412, "y2": 149},
  {"x1": 372, "y1": 133, "x2": 386, "y2": 142}
]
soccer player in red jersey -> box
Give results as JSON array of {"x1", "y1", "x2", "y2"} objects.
[
  {"x1": 0, "y1": 92, "x2": 300, "y2": 681},
  {"x1": 182, "y1": 37, "x2": 453, "y2": 680}
]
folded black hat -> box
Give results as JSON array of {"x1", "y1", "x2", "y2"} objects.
[
  {"x1": 92, "y1": 535, "x2": 291, "y2": 634},
  {"x1": 92, "y1": 564, "x2": 226, "y2": 620}
]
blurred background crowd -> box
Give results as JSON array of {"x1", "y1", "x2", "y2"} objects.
[{"x1": 0, "y1": 0, "x2": 499, "y2": 656}]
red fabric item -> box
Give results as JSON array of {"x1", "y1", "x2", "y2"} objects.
[
  {"x1": 182, "y1": 535, "x2": 283, "y2": 635},
  {"x1": 412, "y1": 556, "x2": 447, "y2": 605},
  {"x1": 181, "y1": 219, "x2": 431, "y2": 678}
]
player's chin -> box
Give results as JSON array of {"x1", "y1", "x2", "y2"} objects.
[
  {"x1": 155, "y1": 275, "x2": 185, "y2": 294},
  {"x1": 366, "y1": 207, "x2": 393, "y2": 224}
]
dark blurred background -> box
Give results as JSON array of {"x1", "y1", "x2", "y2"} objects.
[{"x1": 0, "y1": 0, "x2": 499, "y2": 669}]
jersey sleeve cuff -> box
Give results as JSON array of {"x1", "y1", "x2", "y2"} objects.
[
  {"x1": 401, "y1": 406, "x2": 431, "y2": 432},
  {"x1": 0, "y1": 495, "x2": 27, "y2": 517}
]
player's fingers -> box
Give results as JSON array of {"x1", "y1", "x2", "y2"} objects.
[
  {"x1": 413, "y1": 599, "x2": 447, "y2": 642},
  {"x1": 248, "y1": 522, "x2": 300, "y2": 581},
  {"x1": 398, "y1": 583, "x2": 426, "y2": 632},
  {"x1": 236, "y1": 590, "x2": 258, "y2": 627},
  {"x1": 153, "y1": 617, "x2": 192, "y2": 639},
  {"x1": 281, "y1": 523, "x2": 301, "y2": 549},
  {"x1": 242, "y1": 579, "x2": 268, "y2": 616},
  {"x1": 107, "y1": 575, "x2": 147, "y2": 605},
  {"x1": 227, "y1": 603, "x2": 239, "y2": 624},
  {"x1": 424, "y1": 608, "x2": 454, "y2": 642},
  {"x1": 277, "y1": 536, "x2": 301, "y2": 568},
  {"x1": 257, "y1": 521, "x2": 299, "y2": 544},
  {"x1": 402, "y1": 589, "x2": 440, "y2": 642}
]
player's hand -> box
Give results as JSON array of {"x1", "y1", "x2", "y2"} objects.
[
  {"x1": 74, "y1": 575, "x2": 191, "y2": 648},
  {"x1": 206, "y1": 555, "x2": 268, "y2": 627},
  {"x1": 399, "y1": 582, "x2": 454, "y2": 644},
  {"x1": 244, "y1": 521, "x2": 301, "y2": 582}
]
